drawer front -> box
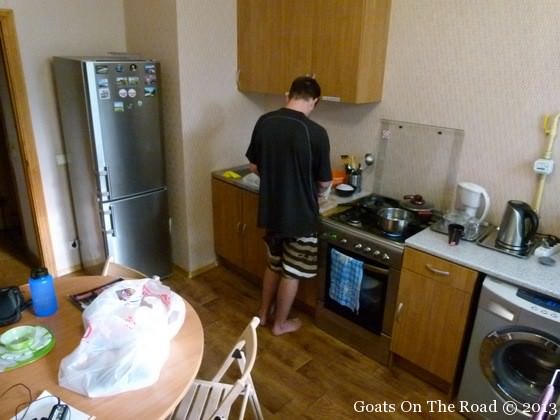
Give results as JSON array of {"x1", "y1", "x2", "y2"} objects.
[{"x1": 402, "y1": 248, "x2": 478, "y2": 293}]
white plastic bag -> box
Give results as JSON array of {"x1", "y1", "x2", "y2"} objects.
[{"x1": 58, "y1": 278, "x2": 185, "y2": 398}]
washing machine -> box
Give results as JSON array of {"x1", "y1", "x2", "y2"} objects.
[{"x1": 457, "y1": 276, "x2": 560, "y2": 419}]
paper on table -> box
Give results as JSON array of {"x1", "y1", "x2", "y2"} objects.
[{"x1": 11, "y1": 390, "x2": 95, "y2": 420}]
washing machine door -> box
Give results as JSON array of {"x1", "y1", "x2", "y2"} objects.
[{"x1": 480, "y1": 327, "x2": 560, "y2": 406}]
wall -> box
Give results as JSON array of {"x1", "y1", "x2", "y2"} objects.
[
  {"x1": 125, "y1": 0, "x2": 267, "y2": 272},
  {"x1": 0, "y1": 0, "x2": 126, "y2": 274},
  {"x1": 376, "y1": 0, "x2": 560, "y2": 232},
  {"x1": 123, "y1": 0, "x2": 188, "y2": 269},
  {"x1": 175, "y1": 0, "x2": 267, "y2": 271}
]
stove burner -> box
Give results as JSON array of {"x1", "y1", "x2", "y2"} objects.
[
  {"x1": 347, "y1": 219, "x2": 363, "y2": 228},
  {"x1": 383, "y1": 231, "x2": 404, "y2": 239},
  {"x1": 327, "y1": 193, "x2": 433, "y2": 243}
]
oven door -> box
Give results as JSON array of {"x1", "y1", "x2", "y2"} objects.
[{"x1": 322, "y1": 244, "x2": 399, "y2": 336}]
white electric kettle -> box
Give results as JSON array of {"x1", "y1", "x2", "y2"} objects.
[{"x1": 456, "y1": 182, "x2": 490, "y2": 222}]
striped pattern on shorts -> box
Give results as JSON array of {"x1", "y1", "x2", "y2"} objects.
[{"x1": 265, "y1": 235, "x2": 318, "y2": 281}]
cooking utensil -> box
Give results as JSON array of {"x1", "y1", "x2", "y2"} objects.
[
  {"x1": 348, "y1": 167, "x2": 362, "y2": 193},
  {"x1": 335, "y1": 183, "x2": 355, "y2": 197},
  {"x1": 364, "y1": 153, "x2": 374, "y2": 166},
  {"x1": 377, "y1": 207, "x2": 414, "y2": 235},
  {"x1": 495, "y1": 200, "x2": 539, "y2": 252},
  {"x1": 400, "y1": 194, "x2": 434, "y2": 221}
]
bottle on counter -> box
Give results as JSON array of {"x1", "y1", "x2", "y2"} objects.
[{"x1": 29, "y1": 267, "x2": 58, "y2": 317}]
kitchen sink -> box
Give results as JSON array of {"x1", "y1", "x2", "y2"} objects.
[{"x1": 212, "y1": 165, "x2": 259, "y2": 192}]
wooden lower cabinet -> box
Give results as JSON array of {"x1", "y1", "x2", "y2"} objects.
[
  {"x1": 212, "y1": 178, "x2": 267, "y2": 279},
  {"x1": 212, "y1": 177, "x2": 318, "y2": 311},
  {"x1": 390, "y1": 248, "x2": 479, "y2": 387}
]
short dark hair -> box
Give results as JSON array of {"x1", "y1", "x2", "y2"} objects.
[{"x1": 288, "y1": 76, "x2": 321, "y2": 101}]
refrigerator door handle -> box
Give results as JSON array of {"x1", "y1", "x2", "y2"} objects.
[
  {"x1": 98, "y1": 166, "x2": 111, "y2": 200},
  {"x1": 102, "y1": 206, "x2": 116, "y2": 237}
]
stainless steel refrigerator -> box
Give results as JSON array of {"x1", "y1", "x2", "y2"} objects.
[{"x1": 52, "y1": 56, "x2": 171, "y2": 277}]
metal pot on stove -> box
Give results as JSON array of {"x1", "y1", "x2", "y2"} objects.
[
  {"x1": 377, "y1": 207, "x2": 415, "y2": 235},
  {"x1": 399, "y1": 194, "x2": 435, "y2": 222}
]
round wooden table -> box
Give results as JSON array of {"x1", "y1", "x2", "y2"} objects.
[{"x1": 0, "y1": 276, "x2": 204, "y2": 420}]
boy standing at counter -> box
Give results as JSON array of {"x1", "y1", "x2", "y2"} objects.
[{"x1": 246, "y1": 76, "x2": 332, "y2": 335}]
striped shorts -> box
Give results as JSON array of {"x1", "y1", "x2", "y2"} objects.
[{"x1": 264, "y1": 232, "x2": 319, "y2": 281}]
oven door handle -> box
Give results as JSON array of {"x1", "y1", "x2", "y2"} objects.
[{"x1": 363, "y1": 263, "x2": 390, "y2": 276}]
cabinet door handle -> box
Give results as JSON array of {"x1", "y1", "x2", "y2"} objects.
[
  {"x1": 425, "y1": 264, "x2": 450, "y2": 276},
  {"x1": 395, "y1": 302, "x2": 404, "y2": 322},
  {"x1": 241, "y1": 223, "x2": 247, "y2": 234},
  {"x1": 235, "y1": 222, "x2": 242, "y2": 233}
]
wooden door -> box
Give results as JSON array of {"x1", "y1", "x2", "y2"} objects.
[
  {"x1": 311, "y1": 0, "x2": 391, "y2": 103},
  {"x1": 237, "y1": 0, "x2": 312, "y2": 95},
  {"x1": 212, "y1": 179, "x2": 244, "y2": 265},
  {"x1": 311, "y1": 0, "x2": 363, "y2": 101},
  {"x1": 391, "y1": 268, "x2": 474, "y2": 382},
  {"x1": 242, "y1": 190, "x2": 267, "y2": 279},
  {"x1": 0, "y1": 10, "x2": 54, "y2": 272}
]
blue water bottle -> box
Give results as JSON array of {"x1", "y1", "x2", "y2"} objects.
[{"x1": 29, "y1": 267, "x2": 58, "y2": 317}]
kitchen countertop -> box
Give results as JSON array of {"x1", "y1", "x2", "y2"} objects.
[
  {"x1": 212, "y1": 165, "x2": 370, "y2": 209},
  {"x1": 212, "y1": 165, "x2": 258, "y2": 193},
  {"x1": 406, "y1": 228, "x2": 560, "y2": 299}
]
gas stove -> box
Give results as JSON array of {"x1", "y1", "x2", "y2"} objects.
[
  {"x1": 317, "y1": 193, "x2": 434, "y2": 364},
  {"x1": 324, "y1": 194, "x2": 431, "y2": 245}
]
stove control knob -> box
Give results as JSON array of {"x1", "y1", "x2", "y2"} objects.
[
  {"x1": 354, "y1": 243, "x2": 363, "y2": 250},
  {"x1": 340, "y1": 238, "x2": 348, "y2": 244},
  {"x1": 364, "y1": 247, "x2": 372, "y2": 253},
  {"x1": 373, "y1": 250, "x2": 381, "y2": 257},
  {"x1": 382, "y1": 253, "x2": 390, "y2": 261}
]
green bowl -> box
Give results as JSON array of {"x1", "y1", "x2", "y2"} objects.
[{"x1": 0, "y1": 325, "x2": 35, "y2": 351}]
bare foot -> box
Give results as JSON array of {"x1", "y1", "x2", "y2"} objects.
[{"x1": 272, "y1": 318, "x2": 302, "y2": 336}]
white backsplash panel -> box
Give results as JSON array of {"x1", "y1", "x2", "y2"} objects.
[{"x1": 373, "y1": 119, "x2": 464, "y2": 212}]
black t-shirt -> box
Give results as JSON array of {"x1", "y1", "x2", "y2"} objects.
[{"x1": 246, "y1": 108, "x2": 332, "y2": 237}]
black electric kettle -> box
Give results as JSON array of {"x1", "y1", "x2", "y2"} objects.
[{"x1": 495, "y1": 200, "x2": 539, "y2": 252}]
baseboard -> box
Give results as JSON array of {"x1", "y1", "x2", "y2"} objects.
[
  {"x1": 58, "y1": 261, "x2": 220, "y2": 280},
  {"x1": 173, "y1": 261, "x2": 219, "y2": 279},
  {"x1": 391, "y1": 354, "x2": 452, "y2": 396},
  {"x1": 57, "y1": 263, "x2": 85, "y2": 277}
]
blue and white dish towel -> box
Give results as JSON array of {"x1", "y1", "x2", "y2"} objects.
[{"x1": 329, "y1": 249, "x2": 363, "y2": 313}]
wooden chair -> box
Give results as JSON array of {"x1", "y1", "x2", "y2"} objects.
[
  {"x1": 101, "y1": 256, "x2": 149, "y2": 279},
  {"x1": 172, "y1": 317, "x2": 263, "y2": 420}
]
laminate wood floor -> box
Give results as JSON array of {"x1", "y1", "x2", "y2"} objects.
[{"x1": 164, "y1": 266, "x2": 465, "y2": 419}]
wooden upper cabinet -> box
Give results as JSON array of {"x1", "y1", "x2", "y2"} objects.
[
  {"x1": 312, "y1": 0, "x2": 391, "y2": 103},
  {"x1": 237, "y1": 0, "x2": 311, "y2": 95},
  {"x1": 237, "y1": 0, "x2": 391, "y2": 104}
]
